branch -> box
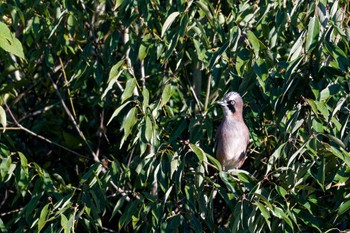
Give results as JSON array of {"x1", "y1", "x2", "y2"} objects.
[
  {"x1": 4, "y1": 103, "x2": 89, "y2": 159},
  {"x1": 59, "y1": 57, "x2": 77, "y2": 119},
  {"x1": 48, "y1": 75, "x2": 99, "y2": 162}
]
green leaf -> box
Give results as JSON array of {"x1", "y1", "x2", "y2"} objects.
[
  {"x1": 319, "y1": 83, "x2": 340, "y2": 101},
  {"x1": 287, "y1": 140, "x2": 308, "y2": 167},
  {"x1": 193, "y1": 38, "x2": 207, "y2": 62},
  {"x1": 325, "y1": 41, "x2": 349, "y2": 72},
  {"x1": 110, "y1": 196, "x2": 126, "y2": 221},
  {"x1": 121, "y1": 107, "x2": 138, "y2": 145},
  {"x1": 189, "y1": 143, "x2": 208, "y2": 173},
  {"x1": 102, "y1": 60, "x2": 125, "y2": 99},
  {"x1": 139, "y1": 33, "x2": 152, "y2": 61},
  {"x1": 254, "y1": 58, "x2": 268, "y2": 93},
  {"x1": 195, "y1": 0, "x2": 214, "y2": 25},
  {"x1": 338, "y1": 199, "x2": 350, "y2": 215},
  {"x1": 0, "y1": 106, "x2": 6, "y2": 132},
  {"x1": 161, "y1": 12, "x2": 180, "y2": 37},
  {"x1": 142, "y1": 88, "x2": 149, "y2": 111},
  {"x1": 327, "y1": 144, "x2": 350, "y2": 167},
  {"x1": 144, "y1": 116, "x2": 152, "y2": 142},
  {"x1": 314, "y1": 100, "x2": 329, "y2": 120},
  {"x1": 108, "y1": 60, "x2": 125, "y2": 83},
  {"x1": 331, "y1": 96, "x2": 347, "y2": 119},
  {"x1": 275, "y1": 185, "x2": 287, "y2": 198},
  {"x1": 161, "y1": 84, "x2": 172, "y2": 107},
  {"x1": 306, "y1": 16, "x2": 320, "y2": 53},
  {"x1": 38, "y1": 204, "x2": 50, "y2": 232},
  {"x1": 189, "y1": 143, "x2": 205, "y2": 162},
  {"x1": 118, "y1": 200, "x2": 141, "y2": 230},
  {"x1": 266, "y1": 143, "x2": 285, "y2": 174},
  {"x1": 107, "y1": 101, "x2": 131, "y2": 125},
  {"x1": 206, "y1": 153, "x2": 222, "y2": 171},
  {"x1": 246, "y1": 30, "x2": 261, "y2": 57},
  {"x1": 61, "y1": 214, "x2": 69, "y2": 233},
  {"x1": 307, "y1": 99, "x2": 319, "y2": 117},
  {"x1": 0, "y1": 22, "x2": 26, "y2": 60},
  {"x1": 288, "y1": 32, "x2": 305, "y2": 61},
  {"x1": 323, "y1": 133, "x2": 346, "y2": 149},
  {"x1": 271, "y1": 205, "x2": 294, "y2": 230},
  {"x1": 121, "y1": 78, "x2": 137, "y2": 103},
  {"x1": 256, "y1": 201, "x2": 271, "y2": 230},
  {"x1": 163, "y1": 32, "x2": 180, "y2": 61}
]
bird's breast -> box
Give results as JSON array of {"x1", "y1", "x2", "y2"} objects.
[{"x1": 216, "y1": 119, "x2": 249, "y2": 169}]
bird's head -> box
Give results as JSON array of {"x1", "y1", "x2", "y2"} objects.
[{"x1": 217, "y1": 91, "x2": 244, "y2": 116}]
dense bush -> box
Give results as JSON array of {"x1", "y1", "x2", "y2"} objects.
[{"x1": 0, "y1": 0, "x2": 349, "y2": 232}]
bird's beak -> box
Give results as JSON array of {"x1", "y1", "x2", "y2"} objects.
[{"x1": 217, "y1": 100, "x2": 226, "y2": 106}]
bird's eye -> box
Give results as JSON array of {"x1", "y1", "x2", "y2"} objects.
[{"x1": 228, "y1": 100, "x2": 235, "y2": 105}]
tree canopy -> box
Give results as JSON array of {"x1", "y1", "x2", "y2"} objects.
[{"x1": 0, "y1": 0, "x2": 350, "y2": 232}]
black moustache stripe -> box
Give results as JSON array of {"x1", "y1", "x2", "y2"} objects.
[{"x1": 228, "y1": 103, "x2": 235, "y2": 113}]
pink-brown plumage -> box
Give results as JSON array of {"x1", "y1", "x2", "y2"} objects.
[{"x1": 216, "y1": 92, "x2": 249, "y2": 170}]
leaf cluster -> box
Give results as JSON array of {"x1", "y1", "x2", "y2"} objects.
[{"x1": 0, "y1": 0, "x2": 350, "y2": 232}]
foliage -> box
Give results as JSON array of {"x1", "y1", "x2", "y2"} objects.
[{"x1": 0, "y1": 0, "x2": 350, "y2": 232}]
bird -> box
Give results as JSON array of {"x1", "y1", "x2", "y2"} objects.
[{"x1": 215, "y1": 91, "x2": 249, "y2": 170}]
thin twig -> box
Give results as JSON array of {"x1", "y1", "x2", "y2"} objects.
[
  {"x1": 204, "y1": 73, "x2": 212, "y2": 113},
  {"x1": 140, "y1": 59, "x2": 145, "y2": 88},
  {"x1": 48, "y1": 75, "x2": 98, "y2": 162},
  {"x1": 59, "y1": 57, "x2": 77, "y2": 119},
  {"x1": 95, "y1": 110, "x2": 105, "y2": 158},
  {"x1": 109, "y1": 180, "x2": 140, "y2": 202},
  {"x1": 4, "y1": 103, "x2": 88, "y2": 159}
]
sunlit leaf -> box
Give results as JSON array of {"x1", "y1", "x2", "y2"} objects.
[
  {"x1": 254, "y1": 58, "x2": 268, "y2": 93},
  {"x1": 121, "y1": 78, "x2": 137, "y2": 103},
  {"x1": 161, "y1": 12, "x2": 180, "y2": 37},
  {"x1": 38, "y1": 204, "x2": 50, "y2": 232},
  {"x1": 266, "y1": 143, "x2": 286, "y2": 175},
  {"x1": 0, "y1": 106, "x2": 6, "y2": 132},
  {"x1": 247, "y1": 30, "x2": 261, "y2": 57},
  {"x1": 118, "y1": 200, "x2": 141, "y2": 230},
  {"x1": 195, "y1": 0, "x2": 213, "y2": 25},
  {"x1": 121, "y1": 107, "x2": 138, "y2": 145},
  {"x1": 338, "y1": 199, "x2": 350, "y2": 215},
  {"x1": 139, "y1": 33, "x2": 152, "y2": 61},
  {"x1": 102, "y1": 60, "x2": 126, "y2": 99},
  {"x1": 319, "y1": 83, "x2": 340, "y2": 101},
  {"x1": 142, "y1": 88, "x2": 149, "y2": 112},
  {"x1": 189, "y1": 143, "x2": 208, "y2": 165},
  {"x1": 326, "y1": 144, "x2": 350, "y2": 167},
  {"x1": 256, "y1": 201, "x2": 271, "y2": 230},
  {"x1": 161, "y1": 84, "x2": 172, "y2": 107},
  {"x1": 107, "y1": 101, "x2": 131, "y2": 125},
  {"x1": 144, "y1": 116, "x2": 152, "y2": 142},
  {"x1": 306, "y1": 16, "x2": 320, "y2": 53},
  {"x1": 0, "y1": 22, "x2": 26, "y2": 60}
]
